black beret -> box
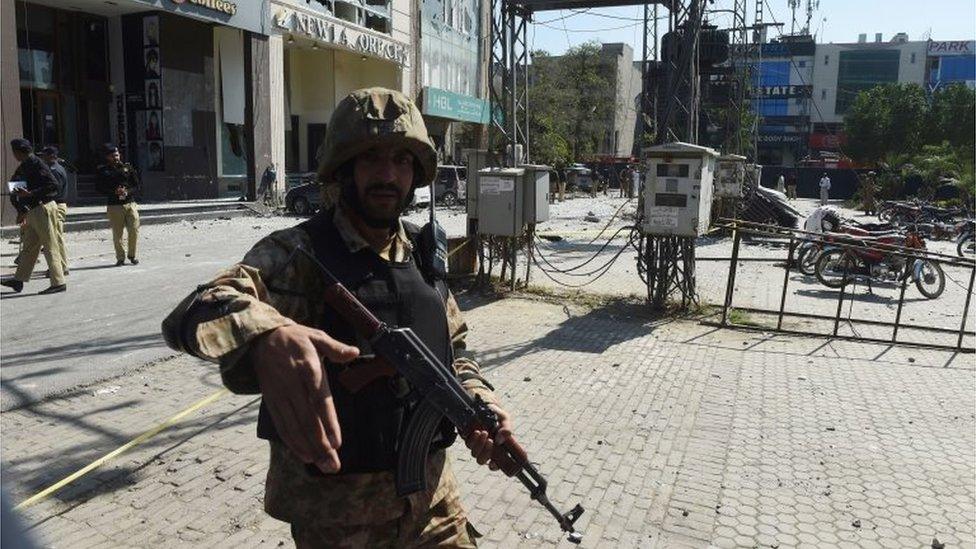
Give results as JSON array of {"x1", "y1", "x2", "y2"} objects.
[{"x1": 10, "y1": 138, "x2": 32, "y2": 153}]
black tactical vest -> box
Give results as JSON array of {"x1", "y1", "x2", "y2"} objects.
[{"x1": 256, "y1": 209, "x2": 457, "y2": 473}]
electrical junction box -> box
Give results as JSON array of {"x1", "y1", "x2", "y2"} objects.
[
  {"x1": 463, "y1": 149, "x2": 491, "y2": 220},
  {"x1": 477, "y1": 168, "x2": 525, "y2": 237},
  {"x1": 641, "y1": 141, "x2": 718, "y2": 237},
  {"x1": 715, "y1": 154, "x2": 747, "y2": 198},
  {"x1": 520, "y1": 164, "x2": 550, "y2": 224}
]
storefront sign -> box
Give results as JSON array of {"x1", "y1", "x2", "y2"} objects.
[
  {"x1": 756, "y1": 85, "x2": 812, "y2": 99},
  {"x1": 273, "y1": 7, "x2": 409, "y2": 66},
  {"x1": 422, "y1": 87, "x2": 489, "y2": 124},
  {"x1": 131, "y1": 0, "x2": 262, "y2": 34},
  {"x1": 173, "y1": 0, "x2": 237, "y2": 16},
  {"x1": 758, "y1": 133, "x2": 805, "y2": 145},
  {"x1": 927, "y1": 40, "x2": 976, "y2": 56},
  {"x1": 809, "y1": 132, "x2": 847, "y2": 150}
]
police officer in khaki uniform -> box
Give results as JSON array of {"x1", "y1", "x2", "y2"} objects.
[
  {"x1": 1, "y1": 139, "x2": 67, "y2": 294},
  {"x1": 95, "y1": 144, "x2": 140, "y2": 266},
  {"x1": 163, "y1": 88, "x2": 514, "y2": 547},
  {"x1": 40, "y1": 146, "x2": 69, "y2": 275}
]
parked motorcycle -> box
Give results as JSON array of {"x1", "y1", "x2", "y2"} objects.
[
  {"x1": 814, "y1": 230, "x2": 945, "y2": 299},
  {"x1": 957, "y1": 219, "x2": 975, "y2": 258},
  {"x1": 796, "y1": 208, "x2": 900, "y2": 276}
]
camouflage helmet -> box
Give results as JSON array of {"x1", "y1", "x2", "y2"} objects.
[{"x1": 317, "y1": 87, "x2": 437, "y2": 188}]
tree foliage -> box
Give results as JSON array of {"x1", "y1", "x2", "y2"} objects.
[
  {"x1": 843, "y1": 83, "x2": 928, "y2": 164},
  {"x1": 845, "y1": 83, "x2": 975, "y2": 203},
  {"x1": 527, "y1": 43, "x2": 617, "y2": 167}
]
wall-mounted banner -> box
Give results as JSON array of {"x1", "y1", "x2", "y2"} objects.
[
  {"x1": 927, "y1": 40, "x2": 976, "y2": 56},
  {"x1": 272, "y1": 6, "x2": 409, "y2": 66},
  {"x1": 756, "y1": 85, "x2": 812, "y2": 99},
  {"x1": 422, "y1": 86, "x2": 490, "y2": 124}
]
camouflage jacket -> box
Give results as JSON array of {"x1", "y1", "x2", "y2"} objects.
[{"x1": 166, "y1": 204, "x2": 497, "y2": 525}]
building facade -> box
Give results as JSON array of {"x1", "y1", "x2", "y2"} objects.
[
  {"x1": 417, "y1": 0, "x2": 489, "y2": 164},
  {"x1": 747, "y1": 37, "x2": 816, "y2": 167},
  {"x1": 3, "y1": 0, "x2": 270, "y2": 224},
  {"x1": 2, "y1": 0, "x2": 429, "y2": 224},
  {"x1": 925, "y1": 39, "x2": 976, "y2": 92},
  {"x1": 268, "y1": 0, "x2": 413, "y2": 177}
]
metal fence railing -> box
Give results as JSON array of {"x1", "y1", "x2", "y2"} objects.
[{"x1": 704, "y1": 219, "x2": 976, "y2": 353}]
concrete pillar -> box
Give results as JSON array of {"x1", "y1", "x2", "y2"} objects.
[
  {"x1": 245, "y1": 32, "x2": 271, "y2": 202},
  {"x1": 1, "y1": 0, "x2": 24, "y2": 226},
  {"x1": 268, "y1": 34, "x2": 286, "y2": 202}
]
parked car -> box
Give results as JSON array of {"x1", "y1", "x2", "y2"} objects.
[
  {"x1": 565, "y1": 164, "x2": 593, "y2": 192},
  {"x1": 434, "y1": 165, "x2": 466, "y2": 206},
  {"x1": 285, "y1": 182, "x2": 324, "y2": 216},
  {"x1": 412, "y1": 184, "x2": 431, "y2": 209}
]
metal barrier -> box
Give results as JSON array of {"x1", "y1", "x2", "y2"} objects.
[{"x1": 707, "y1": 219, "x2": 976, "y2": 353}]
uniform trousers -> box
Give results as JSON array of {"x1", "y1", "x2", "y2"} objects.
[
  {"x1": 107, "y1": 202, "x2": 140, "y2": 261},
  {"x1": 14, "y1": 201, "x2": 65, "y2": 286}
]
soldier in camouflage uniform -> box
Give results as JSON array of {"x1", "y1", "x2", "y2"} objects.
[{"x1": 163, "y1": 88, "x2": 512, "y2": 548}]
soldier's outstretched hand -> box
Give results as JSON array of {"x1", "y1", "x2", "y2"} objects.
[{"x1": 250, "y1": 324, "x2": 359, "y2": 474}]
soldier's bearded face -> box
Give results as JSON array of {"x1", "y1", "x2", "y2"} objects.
[{"x1": 351, "y1": 146, "x2": 415, "y2": 227}]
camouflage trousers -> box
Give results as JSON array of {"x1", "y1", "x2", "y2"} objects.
[
  {"x1": 289, "y1": 486, "x2": 478, "y2": 548},
  {"x1": 265, "y1": 442, "x2": 478, "y2": 548}
]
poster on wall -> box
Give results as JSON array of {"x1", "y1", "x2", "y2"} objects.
[
  {"x1": 143, "y1": 16, "x2": 159, "y2": 46},
  {"x1": 142, "y1": 16, "x2": 164, "y2": 171},
  {"x1": 148, "y1": 141, "x2": 164, "y2": 171},
  {"x1": 145, "y1": 81, "x2": 161, "y2": 109}
]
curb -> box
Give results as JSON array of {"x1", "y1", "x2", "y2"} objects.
[{"x1": 1, "y1": 207, "x2": 260, "y2": 239}]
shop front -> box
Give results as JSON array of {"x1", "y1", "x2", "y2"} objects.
[
  {"x1": 2, "y1": 0, "x2": 268, "y2": 225},
  {"x1": 268, "y1": 0, "x2": 412, "y2": 183}
]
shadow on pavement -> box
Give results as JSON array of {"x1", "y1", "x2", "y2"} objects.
[
  {"x1": 4, "y1": 396, "x2": 260, "y2": 518},
  {"x1": 475, "y1": 299, "x2": 660, "y2": 371},
  {"x1": 1, "y1": 333, "x2": 164, "y2": 369}
]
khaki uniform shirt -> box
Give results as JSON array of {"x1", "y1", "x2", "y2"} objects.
[{"x1": 183, "y1": 204, "x2": 497, "y2": 526}]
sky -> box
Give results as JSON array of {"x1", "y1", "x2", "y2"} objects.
[{"x1": 525, "y1": 0, "x2": 976, "y2": 58}]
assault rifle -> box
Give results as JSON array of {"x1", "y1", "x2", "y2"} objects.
[{"x1": 297, "y1": 247, "x2": 584, "y2": 543}]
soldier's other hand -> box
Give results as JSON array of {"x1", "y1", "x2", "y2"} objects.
[
  {"x1": 250, "y1": 324, "x2": 359, "y2": 474},
  {"x1": 464, "y1": 405, "x2": 515, "y2": 470}
]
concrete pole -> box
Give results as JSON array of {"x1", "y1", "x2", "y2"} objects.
[
  {"x1": 268, "y1": 34, "x2": 287, "y2": 204},
  {"x1": 1, "y1": 0, "x2": 24, "y2": 226}
]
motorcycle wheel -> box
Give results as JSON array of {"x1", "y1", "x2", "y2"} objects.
[
  {"x1": 958, "y1": 234, "x2": 975, "y2": 258},
  {"x1": 914, "y1": 260, "x2": 946, "y2": 299},
  {"x1": 797, "y1": 244, "x2": 820, "y2": 276},
  {"x1": 816, "y1": 249, "x2": 854, "y2": 289}
]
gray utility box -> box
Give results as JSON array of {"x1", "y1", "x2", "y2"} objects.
[
  {"x1": 521, "y1": 164, "x2": 550, "y2": 224},
  {"x1": 477, "y1": 168, "x2": 525, "y2": 237},
  {"x1": 641, "y1": 141, "x2": 718, "y2": 238},
  {"x1": 463, "y1": 149, "x2": 491, "y2": 220}
]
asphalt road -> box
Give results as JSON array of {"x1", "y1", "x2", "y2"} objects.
[
  {"x1": 0, "y1": 215, "x2": 303, "y2": 411},
  {"x1": 0, "y1": 206, "x2": 466, "y2": 411}
]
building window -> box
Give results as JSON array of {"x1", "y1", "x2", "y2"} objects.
[
  {"x1": 910, "y1": 52, "x2": 916, "y2": 63},
  {"x1": 821, "y1": 89, "x2": 827, "y2": 100},
  {"x1": 797, "y1": 60, "x2": 806, "y2": 67},
  {"x1": 312, "y1": 0, "x2": 392, "y2": 35},
  {"x1": 824, "y1": 54, "x2": 829, "y2": 65},
  {"x1": 835, "y1": 49, "x2": 900, "y2": 113}
]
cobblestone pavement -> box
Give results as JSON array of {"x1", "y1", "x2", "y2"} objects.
[{"x1": 2, "y1": 293, "x2": 973, "y2": 548}]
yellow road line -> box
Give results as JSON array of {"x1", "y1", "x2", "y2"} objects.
[{"x1": 14, "y1": 388, "x2": 230, "y2": 511}]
